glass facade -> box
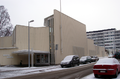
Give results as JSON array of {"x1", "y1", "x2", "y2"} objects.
[
  {"x1": 44, "y1": 15, "x2": 55, "y2": 64},
  {"x1": 35, "y1": 54, "x2": 49, "y2": 65}
]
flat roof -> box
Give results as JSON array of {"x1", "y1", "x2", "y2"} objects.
[{"x1": 87, "y1": 28, "x2": 116, "y2": 33}]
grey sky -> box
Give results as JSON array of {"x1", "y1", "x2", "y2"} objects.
[{"x1": 1, "y1": 0, "x2": 120, "y2": 31}]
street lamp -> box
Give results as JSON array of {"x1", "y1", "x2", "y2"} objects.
[{"x1": 28, "y1": 20, "x2": 34, "y2": 68}]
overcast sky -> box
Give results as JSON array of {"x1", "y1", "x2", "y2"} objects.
[{"x1": 1, "y1": 0, "x2": 120, "y2": 31}]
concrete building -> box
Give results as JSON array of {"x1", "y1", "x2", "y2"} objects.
[
  {"x1": 0, "y1": 10, "x2": 106, "y2": 66},
  {"x1": 0, "y1": 26, "x2": 50, "y2": 66},
  {"x1": 87, "y1": 28, "x2": 120, "y2": 53},
  {"x1": 115, "y1": 30, "x2": 120, "y2": 52}
]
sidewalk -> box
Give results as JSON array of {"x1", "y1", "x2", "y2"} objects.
[{"x1": 0, "y1": 65, "x2": 61, "y2": 79}]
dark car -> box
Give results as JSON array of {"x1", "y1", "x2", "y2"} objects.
[
  {"x1": 80, "y1": 56, "x2": 92, "y2": 64},
  {"x1": 60, "y1": 55, "x2": 80, "y2": 68},
  {"x1": 91, "y1": 56, "x2": 96, "y2": 62},
  {"x1": 113, "y1": 52, "x2": 120, "y2": 59},
  {"x1": 95, "y1": 56, "x2": 99, "y2": 61},
  {"x1": 91, "y1": 56, "x2": 99, "y2": 62}
]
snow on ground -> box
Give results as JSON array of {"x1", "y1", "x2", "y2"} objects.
[
  {"x1": 99, "y1": 56, "x2": 108, "y2": 59},
  {"x1": 0, "y1": 56, "x2": 107, "y2": 79},
  {"x1": 0, "y1": 65, "x2": 63, "y2": 79},
  {"x1": 81, "y1": 73, "x2": 120, "y2": 79},
  {"x1": 0, "y1": 64, "x2": 90, "y2": 79}
]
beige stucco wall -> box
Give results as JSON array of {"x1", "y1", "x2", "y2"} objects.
[
  {"x1": 14, "y1": 25, "x2": 49, "y2": 65},
  {"x1": 87, "y1": 39, "x2": 106, "y2": 57},
  {"x1": 0, "y1": 36, "x2": 13, "y2": 47},
  {"x1": 0, "y1": 25, "x2": 49, "y2": 65},
  {"x1": 0, "y1": 49, "x2": 29, "y2": 65},
  {"x1": 87, "y1": 39, "x2": 96, "y2": 56},
  {"x1": 98, "y1": 46, "x2": 106, "y2": 57},
  {"x1": 0, "y1": 33, "x2": 17, "y2": 65},
  {"x1": 15, "y1": 25, "x2": 49, "y2": 51},
  {"x1": 54, "y1": 10, "x2": 88, "y2": 64}
]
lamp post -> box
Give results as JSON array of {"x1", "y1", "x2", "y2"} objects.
[
  {"x1": 28, "y1": 20, "x2": 34, "y2": 68},
  {"x1": 60, "y1": 0, "x2": 63, "y2": 53}
]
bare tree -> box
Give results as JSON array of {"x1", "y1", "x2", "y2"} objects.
[{"x1": 0, "y1": 5, "x2": 13, "y2": 37}]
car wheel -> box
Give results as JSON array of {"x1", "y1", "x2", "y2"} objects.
[
  {"x1": 74, "y1": 64, "x2": 78, "y2": 67},
  {"x1": 118, "y1": 70, "x2": 120, "y2": 73},
  {"x1": 114, "y1": 69, "x2": 118, "y2": 78},
  {"x1": 94, "y1": 74, "x2": 98, "y2": 78},
  {"x1": 61, "y1": 66, "x2": 63, "y2": 68},
  {"x1": 71, "y1": 63, "x2": 74, "y2": 67}
]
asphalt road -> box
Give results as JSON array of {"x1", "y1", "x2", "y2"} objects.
[
  {"x1": 59, "y1": 67, "x2": 93, "y2": 79},
  {"x1": 81, "y1": 73, "x2": 120, "y2": 79},
  {"x1": 6, "y1": 63, "x2": 95, "y2": 79}
]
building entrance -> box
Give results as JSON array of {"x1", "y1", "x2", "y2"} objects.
[{"x1": 35, "y1": 54, "x2": 50, "y2": 65}]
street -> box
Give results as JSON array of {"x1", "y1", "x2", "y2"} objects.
[
  {"x1": 0, "y1": 63, "x2": 94, "y2": 79},
  {"x1": 81, "y1": 73, "x2": 120, "y2": 79}
]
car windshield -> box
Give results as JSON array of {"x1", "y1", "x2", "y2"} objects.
[
  {"x1": 97, "y1": 58, "x2": 114, "y2": 64},
  {"x1": 63, "y1": 56, "x2": 73, "y2": 60},
  {"x1": 81, "y1": 56, "x2": 86, "y2": 59}
]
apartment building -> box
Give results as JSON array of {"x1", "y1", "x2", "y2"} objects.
[
  {"x1": 87, "y1": 28, "x2": 120, "y2": 53},
  {"x1": 115, "y1": 30, "x2": 120, "y2": 51}
]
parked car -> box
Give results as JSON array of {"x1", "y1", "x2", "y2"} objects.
[
  {"x1": 91, "y1": 56, "x2": 96, "y2": 62},
  {"x1": 113, "y1": 52, "x2": 120, "y2": 59},
  {"x1": 60, "y1": 55, "x2": 80, "y2": 68},
  {"x1": 95, "y1": 56, "x2": 99, "y2": 61},
  {"x1": 108, "y1": 54, "x2": 113, "y2": 58},
  {"x1": 80, "y1": 56, "x2": 92, "y2": 64},
  {"x1": 93, "y1": 58, "x2": 120, "y2": 78}
]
